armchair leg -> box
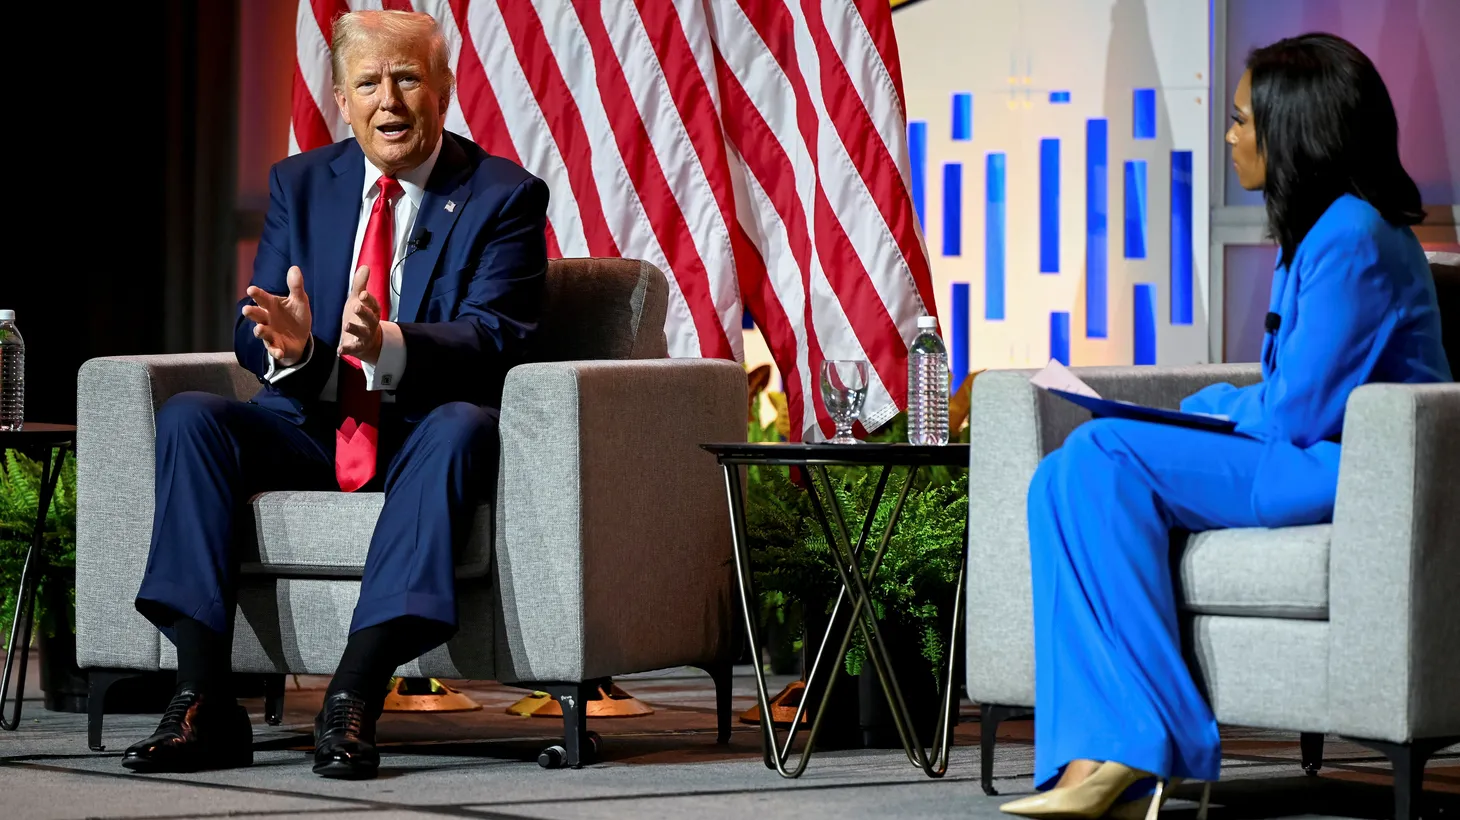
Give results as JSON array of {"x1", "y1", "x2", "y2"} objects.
[
  {"x1": 1299, "y1": 732, "x2": 1324, "y2": 776},
  {"x1": 535, "y1": 680, "x2": 604, "y2": 769},
  {"x1": 698, "y1": 662, "x2": 734, "y2": 745},
  {"x1": 979, "y1": 703, "x2": 1034, "y2": 796},
  {"x1": 87, "y1": 671, "x2": 139, "y2": 752},
  {"x1": 262, "y1": 674, "x2": 286, "y2": 726},
  {"x1": 1347, "y1": 735, "x2": 1457, "y2": 820}
]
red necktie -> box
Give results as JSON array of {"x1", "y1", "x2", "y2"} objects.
[{"x1": 336, "y1": 176, "x2": 401, "y2": 492}]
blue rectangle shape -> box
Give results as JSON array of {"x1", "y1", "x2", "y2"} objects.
[
  {"x1": 1050, "y1": 312, "x2": 1071, "y2": 366},
  {"x1": 951, "y1": 92, "x2": 972, "y2": 141},
  {"x1": 1134, "y1": 283, "x2": 1157, "y2": 365},
  {"x1": 1040, "y1": 138, "x2": 1059, "y2": 273},
  {"x1": 1086, "y1": 119, "x2": 1108, "y2": 339},
  {"x1": 951, "y1": 282, "x2": 970, "y2": 391},
  {"x1": 1049, "y1": 91, "x2": 1071, "y2": 103},
  {"x1": 1171, "y1": 150, "x2": 1194, "y2": 325},
  {"x1": 942, "y1": 162, "x2": 962, "y2": 257},
  {"x1": 1124, "y1": 160, "x2": 1147, "y2": 259},
  {"x1": 1133, "y1": 88, "x2": 1156, "y2": 139},
  {"x1": 908, "y1": 120, "x2": 927, "y2": 232},
  {"x1": 985, "y1": 152, "x2": 1006, "y2": 320},
  {"x1": 742, "y1": 309, "x2": 754, "y2": 330}
]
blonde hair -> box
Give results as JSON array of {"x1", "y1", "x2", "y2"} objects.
[{"x1": 331, "y1": 10, "x2": 455, "y2": 99}]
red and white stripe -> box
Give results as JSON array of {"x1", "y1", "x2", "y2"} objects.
[{"x1": 292, "y1": 0, "x2": 932, "y2": 440}]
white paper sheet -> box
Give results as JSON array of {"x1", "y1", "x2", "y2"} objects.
[{"x1": 1029, "y1": 360, "x2": 1101, "y2": 398}]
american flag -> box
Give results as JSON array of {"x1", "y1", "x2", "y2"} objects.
[{"x1": 292, "y1": 0, "x2": 934, "y2": 440}]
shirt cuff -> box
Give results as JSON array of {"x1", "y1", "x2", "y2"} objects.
[
  {"x1": 362, "y1": 321, "x2": 407, "y2": 391},
  {"x1": 264, "y1": 336, "x2": 314, "y2": 383}
]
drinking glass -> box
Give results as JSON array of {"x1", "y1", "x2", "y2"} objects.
[{"x1": 820, "y1": 360, "x2": 869, "y2": 444}]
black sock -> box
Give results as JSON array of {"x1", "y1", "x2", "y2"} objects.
[
  {"x1": 174, "y1": 616, "x2": 234, "y2": 699},
  {"x1": 327, "y1": 617, "x2": 450, "y2": 706}
]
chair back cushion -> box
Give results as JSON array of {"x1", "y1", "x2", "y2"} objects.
[
  {"x1": 529, "y1": 258, "x2": 669, "y2": 362},
  {"x1": 1428, "y1": 253, "x2": 1459, "y2": 369}
]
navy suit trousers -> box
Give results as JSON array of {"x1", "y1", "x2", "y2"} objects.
[{"x1": 134, "y1": 391, "x2": 498, "y2": 643}]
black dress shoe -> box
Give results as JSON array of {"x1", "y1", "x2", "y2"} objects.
[
  {"x1": 121, "y1": 689, "x2": 253, "y2": 772},
  {"x1": 313, "y1": 690, "x2": 379, "y2": 780}
]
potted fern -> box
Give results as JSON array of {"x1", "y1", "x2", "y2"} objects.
[
  {"x1": 0, "y1": 449, "x2": 88, "y2": 712},
  {"x1": 743, "y1": 370, "x2": 975, "y2": 748}
]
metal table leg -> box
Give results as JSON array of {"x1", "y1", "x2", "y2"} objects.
[
  {"x1": 721, "y1": 461, "x2": 966, "y2": 779},
  {"x1": 1, "y1": 445, "x2": 67, "y2": 731},
  {"x1": 805, "y1": 465, "x2": 963, "y2": 777}
]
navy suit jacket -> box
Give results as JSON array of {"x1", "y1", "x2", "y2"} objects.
[{"x1": 236, "y1": 131, "x2": 549, "y2": 423}]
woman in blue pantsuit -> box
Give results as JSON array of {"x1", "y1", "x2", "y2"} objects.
[{"x1": 1001, "y1": 34, "x2": 1452, "y2": 819}]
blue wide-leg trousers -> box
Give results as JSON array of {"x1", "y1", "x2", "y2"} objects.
[
  {"x1": 1027, "y1": 418, "x2": 1332, "y2": 788},
  {"x1": 135, "y1": 392, "x2": 497, "y2": 641}
]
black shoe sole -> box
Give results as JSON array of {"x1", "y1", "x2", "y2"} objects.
[
  {"x1": 312, "y1": 759, "x2": 379, "y2": 780},
  {"x1": 121, "y1": 752, "x2": 253, "y2": 773},
  {"x1": 121, "y1": 755, "x2": 193, "y2": 774}
]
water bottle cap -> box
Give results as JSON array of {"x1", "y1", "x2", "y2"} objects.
[
  {"x1": 916, "y1": 315, "x2": 938, "y2": 329},
  {"x1": 0, "y1": 310, "x2": 13, "y2": 321}
]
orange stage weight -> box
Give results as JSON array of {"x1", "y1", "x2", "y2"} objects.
[
  {"x1": 381, "y1": 677, "x2": 483, "y2": 713},
  {"x1": 506, "y1": 682, "x2": 654, "y2": 718}
]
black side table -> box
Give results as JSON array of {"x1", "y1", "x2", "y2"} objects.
[
  {"x1": 701, "y1": 441, "x2": 970, "y2": 779},
  {"x1": 1, "y1": 423, "x2": 77, "y2": 730}
]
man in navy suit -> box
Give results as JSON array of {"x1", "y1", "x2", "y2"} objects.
[{"x1": 122, "y1": 10, "x2": 547, "y2": 780}]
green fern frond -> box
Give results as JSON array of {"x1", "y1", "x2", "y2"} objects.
[{"x1": 0, "y1": 450, "x2": 78, "y2": 643}]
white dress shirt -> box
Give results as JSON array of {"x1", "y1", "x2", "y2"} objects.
[{"x1": 265, "y1": 137, "x2": 443, "y2": 400}]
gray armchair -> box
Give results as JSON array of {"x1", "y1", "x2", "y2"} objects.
[
  {"x1": 965, "y1": 258, "x2": 1459, "y2": 819},
  {"x1": 75, "y1": 258, "x2": 746, "y2": 768}
]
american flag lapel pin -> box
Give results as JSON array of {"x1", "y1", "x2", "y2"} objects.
[{"x1": 445, "y1": 200, "x2": 456, "y2": 213}]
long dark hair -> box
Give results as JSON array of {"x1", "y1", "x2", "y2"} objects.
[{"x1": 1248, "y1": 33, "x2": 1424, "y2": 267}]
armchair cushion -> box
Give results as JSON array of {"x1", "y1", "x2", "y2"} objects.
[
  {"x1": 1176, "y1": 525, "x2": 1330, "y2": 619},
  {"x1": 238, "y1": 492, "x2": 493, "y2": 579}
]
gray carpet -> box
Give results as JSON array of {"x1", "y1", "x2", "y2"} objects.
[{"x1": 2, "y1": 665, "x2": 1455, "y2": 820}]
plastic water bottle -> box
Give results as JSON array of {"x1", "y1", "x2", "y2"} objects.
[
  {"x1": 0, "y1": 310, "x2": 21, "y2": 431},
  {"x1": 907, "y1": 315, "x2": 949, "y2": 445}
]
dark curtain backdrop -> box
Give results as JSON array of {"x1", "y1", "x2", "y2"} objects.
[{"x1": 10, "y1": 0, "x2": 239, "y2": 424}]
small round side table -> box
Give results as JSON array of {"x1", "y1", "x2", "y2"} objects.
[{"x1": 0, "y1": 423, "x2": 77, "y2": 730}]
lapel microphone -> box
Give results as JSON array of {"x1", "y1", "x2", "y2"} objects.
[
  {"x1": 1265, "y1": 312, "x2": 1282, "y2": 333},
  {"x1": 391, "y1": 229, "x2": 434, "y2": 302}
]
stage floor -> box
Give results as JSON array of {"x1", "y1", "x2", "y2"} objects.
[{"x1": 2, "y1": 658, "x2": 1456, "y2": 820}]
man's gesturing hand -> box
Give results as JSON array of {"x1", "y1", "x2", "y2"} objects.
[
  {"x1": 339, "y1": 265, "x2": 385, "y2": 365},
  {"x1": 243, "y1": 266, "x2": 313, "y2": 366}
]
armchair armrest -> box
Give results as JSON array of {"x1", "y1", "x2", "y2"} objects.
[
  {"x1": 965, "y1": 364, "x2": 1262, "y2": 705},
  {"x1": 492, "y1": 358, "x2": 746, "y2": 683},
  {"x1": 1328, "y1": 382, "x2": 1460, "y2": 742},
  {"x1": 75, "y1": 354, "x2": 257, "y2": 670}
]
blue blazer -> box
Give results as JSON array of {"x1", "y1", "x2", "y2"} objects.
[
  {"x1": 1183, "y1": 194, "x2": 1452, "y2": 525},
  {"x1": 236, "y1": 131, "x2": 549, "y2": 421}
]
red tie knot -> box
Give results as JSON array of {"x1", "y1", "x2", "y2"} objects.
[{"x1": 377, "y1": 176, "x2": 403, "y2": 201}]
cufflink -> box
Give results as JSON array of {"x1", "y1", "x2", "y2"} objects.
[{"x1": 383, "y1": 375, "x2": 393, "y2": 386}]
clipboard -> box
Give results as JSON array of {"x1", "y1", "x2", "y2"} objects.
[
  {"x1": 1029, "y1": 360, "x2": 1240, "y2": 435},
  {"x1": 1046, "y1": 389, "x2": 1238, "y2": 434}
]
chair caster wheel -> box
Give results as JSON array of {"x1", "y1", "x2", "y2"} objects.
[
  {"x1": 1303, "y1": 763, "x2": 1321, "y2": 777},
  {"x1": 537, "y1": 733, "x2": 601, "y2": 769},
  {"x1": 538, "y1": 745, "x2": 567, "y2": 769}
]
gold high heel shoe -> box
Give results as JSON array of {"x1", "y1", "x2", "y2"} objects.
[{"x1": 998, "y1": 762, "x2": 1150, "y2": 818}]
